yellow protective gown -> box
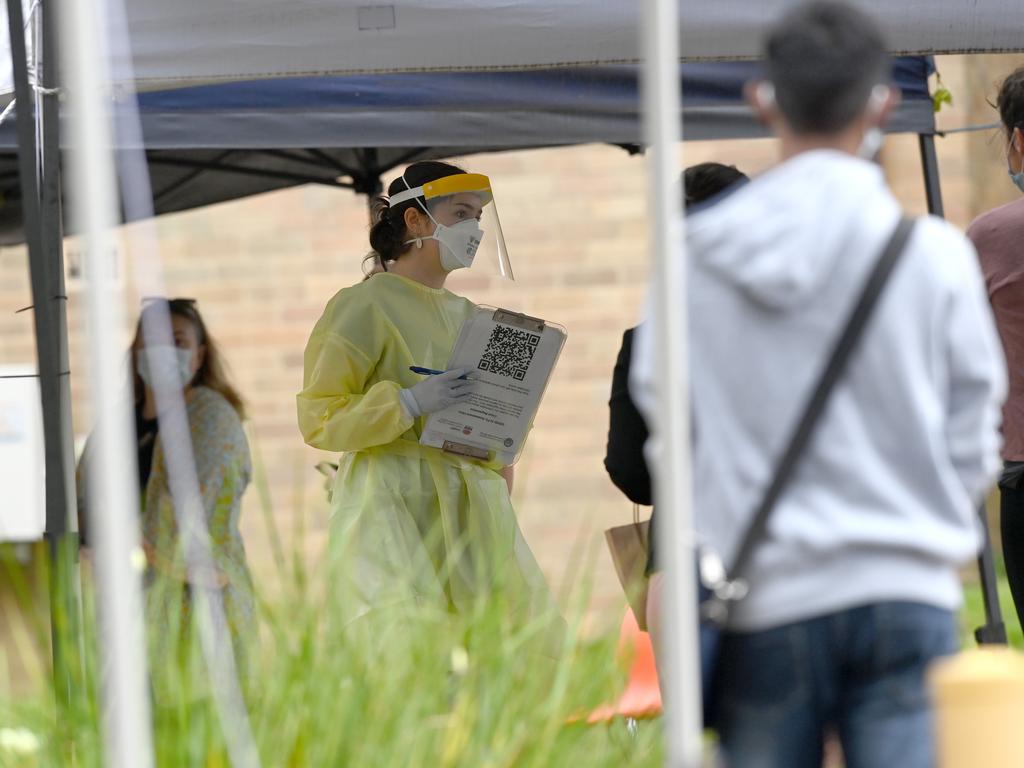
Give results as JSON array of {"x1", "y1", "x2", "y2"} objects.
[{"x1": 298, "y1": 272, "x2": 559, "y2": 640}]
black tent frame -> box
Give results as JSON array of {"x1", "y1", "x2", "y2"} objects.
[{"x1": 5, "y1": 0, "x2": 79, "y2": 708}]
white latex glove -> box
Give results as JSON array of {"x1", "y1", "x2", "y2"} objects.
[{"x1": 399, "y1": 367, "x2": 475, "y2": 418}]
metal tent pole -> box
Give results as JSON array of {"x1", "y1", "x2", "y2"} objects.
[
  {"x1": 974, "y1": 502, "x2": 1009, "y2": 645},
  {"x1": 641, "y1": 0, "x2": 702, "y2": 766},
  {"x1": 6, "y1": 0, "x2": 80, "y2": 710},
  {"x1": 918, "y1": 133, "x2": 945, "y2": 218},
  {"x1": 39, "y1": 0, "x2": 84, "y2": 714}
]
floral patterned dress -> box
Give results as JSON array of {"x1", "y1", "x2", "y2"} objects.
[{"x1": 142, "y1": 385, "x2": 255, "y2": 677}]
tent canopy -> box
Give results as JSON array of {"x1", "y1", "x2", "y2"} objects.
[
  {"x1": 12, "y1": 57, "x2": 935, "y2": 150},
  {"x1": 5, "y1": 0, "x2": 1015, "y2": 91},
  {"x1": 0, "y1": 57, "x2": 935, "y2": 243},
  {"x1": 0, "y1": 1, "x2": 1017, "y2": 94}
]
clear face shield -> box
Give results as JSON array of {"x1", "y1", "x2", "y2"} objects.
[{"x1": 392, "y1": 172, "x2": 514, "y2": 280}]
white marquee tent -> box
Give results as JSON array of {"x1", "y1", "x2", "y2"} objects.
[
  {"x1": 3, "y1": 1, "x2": 1023, "y2": 766},
  {"x1": 0, "y1": 0, "x2": 1020, "y2": 93},
  {"x1": 4, "y1": 0, "x2": 1023, "y2": 89}
]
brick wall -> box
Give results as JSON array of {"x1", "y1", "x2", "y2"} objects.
[{"x1": 1, "y1": 54, "x2": 1018, "y2": 634}]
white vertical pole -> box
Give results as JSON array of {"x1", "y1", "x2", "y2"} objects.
[
  {"x1": 640, "y1": 1, "x2": 703, "y2": 766},
  {"x1": 100, "y1": 0, "x2": 261, "y2": 762},
  {"x1": 61, "y1": 0, "x2": 155, "y2": 764}
]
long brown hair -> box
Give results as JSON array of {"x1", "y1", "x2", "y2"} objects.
[{"x1": 131, "y1": 298, "x2": 246, "y2": 419}]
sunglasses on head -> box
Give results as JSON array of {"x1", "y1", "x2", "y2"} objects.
[{"x1": 141, "y1": 296, "x2": 198, "y2": 311}]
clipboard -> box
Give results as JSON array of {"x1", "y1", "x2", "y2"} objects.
[{"x1": 419, "y1": 306, "x2": 566, "y2": 465}]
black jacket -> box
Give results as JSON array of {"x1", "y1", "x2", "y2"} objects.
[
  {"x1": 604, "y1": 327, "x2": 653, "y2": 505},
  {"x1": 604, "y1": 327, "x2": 658, "y2": 572}
]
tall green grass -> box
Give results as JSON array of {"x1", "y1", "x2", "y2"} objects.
[
  {"x1": 0, "y1": 507, "x2": 663, "y2": 767},
  {"x1": 9, "y1": 466, "x2": 1015, "y2": 767}
]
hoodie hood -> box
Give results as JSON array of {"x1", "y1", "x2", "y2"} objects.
[{"x1": 686, "y1": 150, "x2": 891, "y2": 309}]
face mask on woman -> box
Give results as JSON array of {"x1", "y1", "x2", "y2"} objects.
[
  {"x1": 137, "y1": 345, "x2": 195, "y2": 389},
  {"x1": 406, "y1": 215, "x2": 484, "y2": 273},
  {"x1": 1008, "y1": 142, "x2": 1024, "y2": 194},
  {"x1": 431, "y1": 218, "x2": 485, "y2": 272}
]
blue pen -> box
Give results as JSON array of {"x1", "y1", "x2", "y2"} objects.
[{"x1": 409, "y1": 366, "x2": 471, "y2": 379}]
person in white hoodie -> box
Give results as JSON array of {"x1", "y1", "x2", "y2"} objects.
[{"x1": 632, "y1": 3, "x2": 1006, "y2": 767}]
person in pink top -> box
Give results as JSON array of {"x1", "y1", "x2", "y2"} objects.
[{"x1": 968, "y1": 65, "x2": 1024, "y2": 629}]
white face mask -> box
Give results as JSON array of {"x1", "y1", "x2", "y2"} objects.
[
  {"x1": 434, "y1": 218, "x2": 484, "y2": 272},
  {"x1": 407, "y1": 214, "x2": 484, "y2": 273},
  {"x1": 137, "y1": 346, "x2": 195, "y2": 390}
]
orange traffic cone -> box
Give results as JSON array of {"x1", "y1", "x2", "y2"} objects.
[{"x1": 586, "y1": 607, "x2": 663, "y2": 722}]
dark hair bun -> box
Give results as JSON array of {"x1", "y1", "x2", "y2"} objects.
[
  {"x1": 365, "y1": 160, "x2": 468, "y2": 266},
  {"x1": 368, "y1": 198, "x2": 406, "y2": 266}
]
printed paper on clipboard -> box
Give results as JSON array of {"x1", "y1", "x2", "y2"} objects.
[{"x1": 420, "y1": 306, "x2": 566, "y2": 465}]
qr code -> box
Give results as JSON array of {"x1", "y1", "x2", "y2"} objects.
[{"x1": 478, "y1": 325, "x2": 541, "y2": 381}]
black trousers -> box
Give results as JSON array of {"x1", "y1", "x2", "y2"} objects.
[{"x1": 1000, "y1": 461, "x2": 1024, "y2": 631}]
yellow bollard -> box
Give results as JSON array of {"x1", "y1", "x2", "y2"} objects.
[{"x1": 929, "y1": 648, "x2": 1024, "y2": 768}]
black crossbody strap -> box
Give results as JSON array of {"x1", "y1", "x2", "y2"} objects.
[{"x1": 727, "y1": 216, "x2": 916, "y2": 583}]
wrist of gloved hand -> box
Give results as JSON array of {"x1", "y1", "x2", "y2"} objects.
[{"x1": 399, "y1": 387, "x2": 422, "y2": 420}]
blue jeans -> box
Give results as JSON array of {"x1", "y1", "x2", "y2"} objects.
[{"x1": 713, "y1": 602, "x2": 957, "y2": 768}]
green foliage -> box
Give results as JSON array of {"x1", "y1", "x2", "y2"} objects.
[
  {"x1": 9, "y1": 535, "x2": 1022, "y2": 766},
  {"x1": 932, "y1": 71, "x2": 953, "y2": 114},
  {"x1": 7, "y1": 497, "x2": 1024, "y2": 768},
  {"x1": 0, "y1": 526, "x2": 663, "y2": 767}
]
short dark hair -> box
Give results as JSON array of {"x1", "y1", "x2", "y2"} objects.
[
  {"x1": 997, "y1": 67, "x2": 1024, "y2": 138},
  {"x1": 683, "y1": 163, "x2": 748, "y2": 209},
  {"x1": 764, "y1": 1, "x2": 890, "y2": 135}
]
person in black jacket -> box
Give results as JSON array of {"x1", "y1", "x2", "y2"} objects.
[{"x1": 604, "y1": 162, "x2": 749, "y2": 576}]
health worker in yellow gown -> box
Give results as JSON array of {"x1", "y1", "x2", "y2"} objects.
[{"x1": 297, "y1": 161, "x2": 559, "y2": 642}]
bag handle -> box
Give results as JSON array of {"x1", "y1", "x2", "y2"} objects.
[{"x1": 705, "y1": 216, "x2": 916, "y2": 617}]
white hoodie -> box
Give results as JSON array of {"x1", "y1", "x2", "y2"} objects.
[{"x1": 632, "y1": 150, "x2": 1006, "y2": 631}]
